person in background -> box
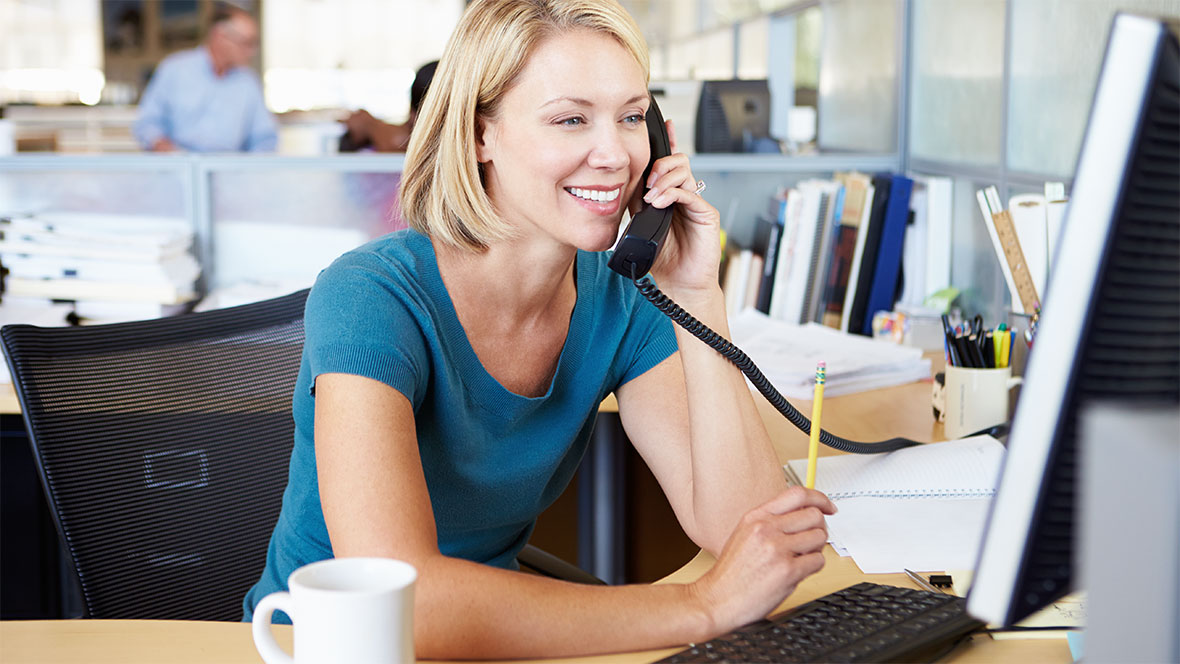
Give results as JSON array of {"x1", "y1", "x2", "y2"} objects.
[
  {"x1": 243, "y1": 0, "x2": 835, "y2": 659},
  {"x1": 338, "y1": 61, "x2": 438, "y2": 152},
  {"x1": 133, "y1": 4, "x2": 277, "y2": 152}
]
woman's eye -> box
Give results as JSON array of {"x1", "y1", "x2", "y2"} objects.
[
  {"x1": 558, "y1": 117, "x2": 584, "y2": 126},
  {"x1": 625, "y1": 113, "x2": 645, "y2": 125}
]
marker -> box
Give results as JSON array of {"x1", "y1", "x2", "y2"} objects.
[{"x1": 805, "y1": 362, "x2": 826, "y2": 490}]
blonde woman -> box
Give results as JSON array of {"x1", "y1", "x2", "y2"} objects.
[{"x1": 244, "y1": 0, "x2": 835, "y2": 658}]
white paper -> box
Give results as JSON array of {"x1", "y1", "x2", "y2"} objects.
[
  {"x1": 729, "y1": 310, "x2": 931, "y2": 398},
  {"x1": 826, "y1": 497, "x2": 993, "y2": 574},
  {"x1": 785, "y1": 436, "x2": 1004, "y2": 500}
]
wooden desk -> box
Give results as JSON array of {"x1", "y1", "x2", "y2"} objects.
[
  {"x1": 0, "y1": 548, "x2": 1070, "y2": 663},
  {"x1": 1, "y1": 383, "x2": 19, "y2": 415}
]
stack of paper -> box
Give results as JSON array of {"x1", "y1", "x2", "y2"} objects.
[
  {"x1": 784, "y1": 436, "x2": 1005, "y2": 574},
  {"x1": 728, "y1": 308, "x2": 931, "y2": 398},
  {"x1": 0, "y1": 212, "x2": 199, "y2": 323}
]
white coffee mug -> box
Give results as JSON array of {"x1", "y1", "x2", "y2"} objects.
[
  {"x1": 252, "y1": 557, "x2": 417, "y2": 664},
  {"x1": 944, "y1": 366, "x2": 1023, "y2": 440}
]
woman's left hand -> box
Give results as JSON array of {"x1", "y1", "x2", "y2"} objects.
[{"x1": 632, "y1": 120, "x2": 722, "y2": 296}]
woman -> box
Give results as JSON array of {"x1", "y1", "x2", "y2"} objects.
[{"x1": 244, "y1": 0, "x2": 836, "y2": 658}]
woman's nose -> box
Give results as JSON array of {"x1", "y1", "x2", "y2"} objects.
[{"x1": 586, "y1": 127, "x2": 633, "y2": 170}]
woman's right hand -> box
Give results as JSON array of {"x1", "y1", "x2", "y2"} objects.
[{"x1": 688, "y1": 487, "x2": 837, "y2": 636}]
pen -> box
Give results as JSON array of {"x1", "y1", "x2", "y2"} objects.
[
  {"x1": 952, "y1": 334, "x2": 975, "y2": 368},
  {"x1": 805, "y1": 361, "x2": 825, "y2": 489},
  {"x1": 940, "y1": 315, "x2": 959, "y2": 367},
  {"x1": 903, "y1": 568, "x2": 942, "y2": 594}
]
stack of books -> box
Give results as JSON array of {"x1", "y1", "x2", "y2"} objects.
[
  {"x1": 0, "y1": 212, "x2": 200, "y2": 324},
  {"x1": 720, "y1": 172, "x2": 954, "y2": 337}
]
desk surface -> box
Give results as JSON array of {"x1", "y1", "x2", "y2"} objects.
[
  {"x1": 0, "y1": 550, "x2": 1069, "y2": 663},
  {"x1": 1, "y1": 383, "x2": 18, "y2": 415}
]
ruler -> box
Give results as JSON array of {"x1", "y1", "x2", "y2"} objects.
[{"x1": 985, "y1": 187, "x2": 1040, "y2": 313}]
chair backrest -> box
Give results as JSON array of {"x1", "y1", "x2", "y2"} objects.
[{"x1": 0, "y1": 289, "x2": 308, "y2": 620}]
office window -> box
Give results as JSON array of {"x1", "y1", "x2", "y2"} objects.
[
  {"x1": 737, "y1": 15, "x2": 769, "y2": 79},
  {"x1": 622, "y1": 0, "x2": 699, "y2": 46},
  {"x1": 817, "y1": 0, "x2": 898, "y2": 153},
  {"x1": 262, "y1": 0, "x2": 463, "y2": 120},
  {"x1": 0, "y1": 0, "x2": 104, "y2": 105},
  {"x1": 909, "y1": 0, "x2": 1005, "y2": 167},
  {"x1": 1007, "y1": 0, "x2": 1180, "y2": 177}
]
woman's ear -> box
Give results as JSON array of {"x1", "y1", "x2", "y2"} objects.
[{"x1": 474, "y1": 116, "x2": 495, "y2": 164}]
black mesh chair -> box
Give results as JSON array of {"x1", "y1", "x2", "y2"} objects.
[
  {"x1": 2, "y1": 287, "x2": 601, "y2": 621},
  {"x1": 0, "y1": 289, "x2": 309, "y2": 620}
]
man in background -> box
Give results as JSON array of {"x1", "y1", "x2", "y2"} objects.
[
  {"x1": 338, "y1": 61, "x2": 438, "y2": 152},
  {"x1": 134, "y1": 5, "x2": 277, "y2": 152}
]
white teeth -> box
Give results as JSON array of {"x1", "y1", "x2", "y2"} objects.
[{"x1": 568, "y1": 187, "x2": 620, "y2": 203}]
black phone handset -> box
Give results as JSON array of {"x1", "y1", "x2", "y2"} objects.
[
  {"x1": 607, "y1": 97, "x2": 674, "y2": 280},
  {"x1": 608, "y1": 96, "x2": 921, "y2": 455}
]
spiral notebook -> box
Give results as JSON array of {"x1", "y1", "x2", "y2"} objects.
[{"x1": 784, "y1": 435, "x2": 1004, "y2": 500}]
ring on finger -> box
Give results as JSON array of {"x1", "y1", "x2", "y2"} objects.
[{"x1": 693, "y1": 180, "x2": 707, "y2": 195}]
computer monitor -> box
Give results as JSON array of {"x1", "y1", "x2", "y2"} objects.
[
  {"x1": 966, "y1": 12, "x2": 1179, "y2": 627},
  {"x1": 694, "y1": 79, "x2": 774, "y2": 153}
]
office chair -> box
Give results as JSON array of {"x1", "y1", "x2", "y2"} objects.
[
  {"x1": 2, "y1": 288, "x2": 602, "y2": 620},
  {"x1": 1, "y1": 289, "x2": 309, "y2": 620}
]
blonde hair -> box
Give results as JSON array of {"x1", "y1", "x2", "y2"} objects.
[{"x1": 399, "y1": 0, "x2": 650, "y2": 251}]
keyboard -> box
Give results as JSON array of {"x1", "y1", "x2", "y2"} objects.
[{"x1": 656, "y1": 582, "x2": 984, "y2": 663}]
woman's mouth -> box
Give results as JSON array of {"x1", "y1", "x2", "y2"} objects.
[{"x1": 565, "y1": 186, "x2": 624, "y2": 215}]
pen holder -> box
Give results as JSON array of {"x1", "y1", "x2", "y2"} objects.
[{"x1": 941, "y1": 366, "x2": 1022, "y2": 439}]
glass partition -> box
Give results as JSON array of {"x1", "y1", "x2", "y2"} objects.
[
  {"x1": 818, "y1": 0, "x2": 899, "y2": 153},
  {"x1": 200, "y1": 156, "x2": 404, "y2": 291},
  {"x1": 1007, "y1": 0, "x2": 1180, "y2": 177},
  {"x1": 0, "y1": 157, "x2": 188, "y2": 219},
  {"x1": 909, "y1": 0, "x2": 1005, "y2": 167}
]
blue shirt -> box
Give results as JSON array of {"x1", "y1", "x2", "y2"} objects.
[
  {"x1": 242, "y1": 229, "x2": 677, "y2": 620},
  {"x1": 134, "y1": 47, "x2": 277, "y2": 152}
]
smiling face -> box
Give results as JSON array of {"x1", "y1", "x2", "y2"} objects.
[{"x1": 475, "y1": 29, "x2": 650, "y2": 253}]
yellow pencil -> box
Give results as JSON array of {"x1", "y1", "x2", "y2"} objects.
[{"x1": 805, "y1": 361, "x2": 826, "y2": 489}]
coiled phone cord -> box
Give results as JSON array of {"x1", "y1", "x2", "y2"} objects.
[{"x1": 633, "y1": 275, "x2": 922, "y2": 455}]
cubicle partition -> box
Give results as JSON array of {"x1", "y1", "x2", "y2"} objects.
[
  {"x1": 0, "y1": 152, "x2": 901, "y2": 300},
  {"x1": 0, "y1": 154, "x2": 407, "y2": 299}
]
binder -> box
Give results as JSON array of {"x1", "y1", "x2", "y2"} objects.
[
  {"x1": 860, "y1": 174, "x2": 913, "y2": 335},
  {"x1": 845, "y1": 174, "x2": 893, "y2": 336}
]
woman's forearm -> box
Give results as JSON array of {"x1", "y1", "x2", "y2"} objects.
[
  {"x1": 665, "y1": 284, "x2": 787, "y2": 552},
  {"x1": 414, "y1": 555, "x2": 713, "y2": 659}
]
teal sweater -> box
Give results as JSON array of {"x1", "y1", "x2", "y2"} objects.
[{"x1": 243, "y1": 229, "x2": 677, "y2": 620}]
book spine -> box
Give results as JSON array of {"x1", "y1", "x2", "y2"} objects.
[{"x1": 754, "y1": 219, "x2": 783, "y2": 314}]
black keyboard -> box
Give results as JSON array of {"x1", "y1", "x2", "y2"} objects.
[{"x1": 656, "y1": 582, "x2": 984, "y2": 663}]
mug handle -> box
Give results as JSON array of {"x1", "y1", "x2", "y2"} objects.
[
  {"x1": 1007, "y1": 376, "x2": 1024, "y2": 389},
  {"x1": 252, "y1": 591, "x2": 295, "y2": 664}
]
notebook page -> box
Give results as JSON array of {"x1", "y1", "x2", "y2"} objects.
[{"x1": 785, "y1": 435, "x2": 1004, "y2": 499}]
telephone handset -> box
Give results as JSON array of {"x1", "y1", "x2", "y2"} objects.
[
  {"x1": 607, "y1": 95, "x2": 674, "y2": 281},
  {"x1": 608, "y1": 96, "x2": 925, "y2": 455}
]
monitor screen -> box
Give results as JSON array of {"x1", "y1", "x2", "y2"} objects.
[
  {"x1": 694, "y1": 79, "x2": 773, "y2": 153},
  {"x1": 966, "y1": 12, "x2": 1180, "y2": 627}
]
